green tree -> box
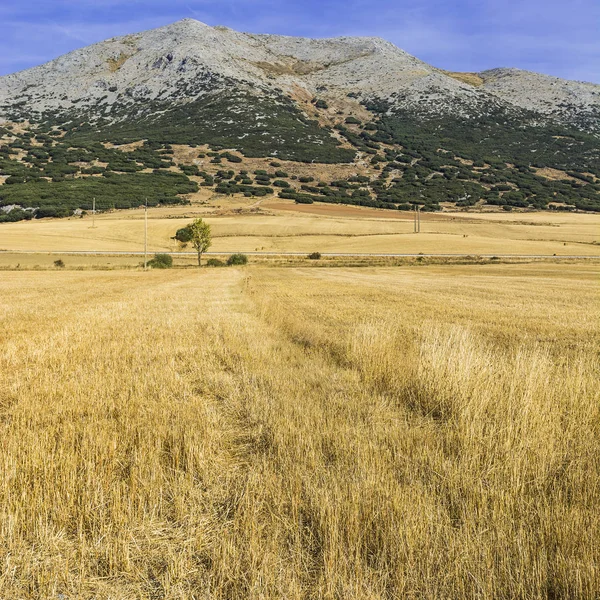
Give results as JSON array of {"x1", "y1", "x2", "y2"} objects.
[
  {"x1": 188, "y1": 219, "x2": 212, "y2": 266},
  {"x1": 174, "y1": 226, "x2": 194, "y2": 245}
]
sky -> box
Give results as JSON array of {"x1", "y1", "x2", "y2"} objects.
[{"x1": 1, "y1": 0, "x2": 599, "y2": 83}]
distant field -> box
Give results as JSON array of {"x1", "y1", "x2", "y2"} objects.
[
  {"x1": 1, "y1": 200, "x2": 599, "y2": 258},
  {"x1": 1, "y1": 264, "x2": 598, "y2": 598}
]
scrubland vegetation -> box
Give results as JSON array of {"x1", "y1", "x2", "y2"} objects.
[
  {"x1": 2, "y1": 90, "x2": 600, "y2": 224},
  {"x1": 0, "y1": 263, "x2": 598, "y2": 598}
]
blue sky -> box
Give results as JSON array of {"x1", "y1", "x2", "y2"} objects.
[{"x1": 1, "y1": 0, "x2": 599, "y2": 83}]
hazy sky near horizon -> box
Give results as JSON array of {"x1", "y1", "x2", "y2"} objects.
[{"x1": 0, "y1": 0, "x2": 598, "y2": 83}]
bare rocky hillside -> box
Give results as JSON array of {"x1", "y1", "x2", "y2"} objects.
[{"x1": 1, "y1": 19, "x2": 598, "y2": 131}]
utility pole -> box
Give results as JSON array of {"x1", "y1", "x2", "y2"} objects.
[
  {"x1": 144, "y1": 198, "x2": 148, "y2": 271},
  {"x1": 91, "y1": 197, "x2": 96, "y2": 228},
  {"x1": 418, "y1": 205, "x2": 421, "y2": 233},
  {"x1": 413, "y1": 205, "x2": 417, "y2": 233}
]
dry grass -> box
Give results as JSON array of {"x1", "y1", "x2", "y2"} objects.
[
  {"x1": 533, "y1": 167, "x2": 578, "y2": 182},
  {"x1": 1, "y1": 206, "x2": 599, "y2": 257},
  {"x1": 107, "y1": 52, "x2": 132, "y2": 72},
  {"x1": 441, "y1": 71, "x2": 485, "y2": 87},
  {"x1": 0, "y1": 263, "x2": 598, "y2": 598}
]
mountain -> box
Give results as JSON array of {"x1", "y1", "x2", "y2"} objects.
[
  {"x1": 2, "y1": 19, "x2": 599, "y2": 129},
  {"x1": 1, "y1": 19, "x2": 599, "y2": 219}
]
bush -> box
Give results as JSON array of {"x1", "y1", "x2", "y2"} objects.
[
  {"x1": 308, "y1": 252, "x2": 322, "y2": 260},
  {"x1": 180, "y1": 165, "x2": 200, "y2": 176},
  {"x1": 206, "y1": 258, "x2": 225, "y2": 267},
  {"x1": 148, "y1": 253, "x2": 173, "y2": 269},
  {"x1": 53, "y1": 259, "x2": 65, "y2": 268},
  {"x1": 227, "y1": 253, "x2": 248, "y2": 266},
  {"x1": 174, "y1": 225, "x2": 193, "y2": 244}
]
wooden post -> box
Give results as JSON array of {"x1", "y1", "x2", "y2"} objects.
[{"x1": 144, "y1": 199, "x2": 148, "y2": 271}]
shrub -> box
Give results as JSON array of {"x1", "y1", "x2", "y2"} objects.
[
  {"x1": 174, "y1": 226, "x2": 193, "y2": 244},
  {"x1": 227, "y1": 253, "x2": 248, "y2": 266},
  {"x1": 148, "y1": 253, "x2": 173, "y2": 269},
  {"x1": 53, "y1": 259, "x2": 65, "y2": 268},
  {"x1": 206, "y1": 258, "x2": 225, "y2": 267},
  {"x1": 180, "y1": 165, "x2": 200, "y2": 176},
  {"x1": 308, "y1": 252, "x2": 322, "y2": 260}
]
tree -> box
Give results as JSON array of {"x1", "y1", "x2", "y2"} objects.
[
  {"x1": 188, "y1": 219, "x2": 212, "y2": 266},
  {"x1": 173, "y1": 226, "x2": 193, "y2": 245}
]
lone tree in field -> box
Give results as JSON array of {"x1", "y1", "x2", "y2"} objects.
[{"x1": 182, "y1": 218, "x2": 211, "y2": 266}]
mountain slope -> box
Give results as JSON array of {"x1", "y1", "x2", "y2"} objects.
[
  {"x1": 479, "y1": 68, "x2": 600, "y2": 131},
  {"x1": 0, "y1": 19, "x2": 599, "y2": 218}
]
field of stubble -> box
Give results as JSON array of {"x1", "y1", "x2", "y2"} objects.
[{"x1": 0, "y1": 263, "x2": 598, "y2": 599}]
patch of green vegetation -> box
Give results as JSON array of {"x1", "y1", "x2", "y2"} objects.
[
  {"x1": 206, "y1": 258, "x2": 225, "y2": 267},
  {"x1": 3, "y1": 88, "x2": 599, "y2": 216},
  {"x1": 375, "y1": 106, "x2": 600, "y2": 175},
  {"x1": 215, "y1": 181, "x2": 273, "y2": 197},
  {"x1": 148, "y1": 253, "x2": 173, "y2": 269},
  {"x1": 0, "y1": 172, "x2": 196, "y2": 215},
  {"x1": 331, "y1": 103, "x2": 600, "y2": 212},
  {"x1": 227, "y1": 253, "x2": 248, "y2": 265},
  {"x1": 56, "y1": 90, "x2": 355, "y2": 164}
]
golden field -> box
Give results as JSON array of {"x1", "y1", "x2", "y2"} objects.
[
  {"x1": 1, "y1": 199, "x2": 599, "y2": 259},
  {"x1": 0, "y1": 263, "x2": 599, "y2": 598}
]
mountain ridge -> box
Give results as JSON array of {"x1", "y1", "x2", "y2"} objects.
[{"x1": 1, "y1": 18, "x2": 598, "y2": 131}]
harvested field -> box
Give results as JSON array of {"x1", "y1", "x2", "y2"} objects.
[{"x1": 0, "y1": 263, "x2": 598, "y2": 598}]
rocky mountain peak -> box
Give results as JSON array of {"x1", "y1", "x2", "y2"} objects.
[{"x1": 0, "y1": 19, "x2": 598, "y2": 134}]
